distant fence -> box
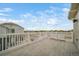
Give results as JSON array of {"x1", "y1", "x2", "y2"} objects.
[
  {"x1": 0, "y1": 31, "x2": 73, "y2": 52},
  {"x1": 47, "y1": 31, "x2": 73, "y2": 42},
  {"x1": 25, "y1": 31, "x2": 73, "y2": 41}
]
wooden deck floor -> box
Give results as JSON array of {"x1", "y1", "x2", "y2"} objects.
[{"x1": 0, "y1": 37, "x2": 79, "y2": 56}]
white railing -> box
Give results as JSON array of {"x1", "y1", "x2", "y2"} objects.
[
  {"x1": 0, "y1": 31, "x2": 73, "y2": 52},
  {"x1": 47, "y1": 31, "x2": 73, "y2": 42},
  {"x1": 0, "y1": 32, "x2": 45, "y2": 52},
  {"x1": 0, "y1": 33, "x2": 28, "y2": 51}
]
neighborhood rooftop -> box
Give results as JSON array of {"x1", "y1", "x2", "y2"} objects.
[{"x1": 0, "y1": 22, "x2": 24, "y2": 29}]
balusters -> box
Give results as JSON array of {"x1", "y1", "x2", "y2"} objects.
[
  {"x1": 24, "y1": 34, "x2": 26, "y2": 42},
  {"x1": 0, "y1": 38, "x2": 2, "y2": 51},
  {"x1": 28, "y1": 32, "x2": 31, "y2": 43},
  {"x1": 14, "y1": 35, "x2": 16, "y2": 46},
  {"x1": 16, "y1": 34, "x2": 18, "y2": 45},
  {"x1": 5, "y1": 35, "x2": 7, "y2": 49},
  {"x1": 18, "y1": 35, "x2": 20, "y2": 45},
  {"x1": 20, "y1": 34, "x2": 22, "y2": 44},
  {"x1": 0, "y1": 33, "x2": 37, "y2": 51},
  {"x1": 2, "y1": 36, "x2": 4, "y2": 50},
  {"x1": 13, "y1": 35, "x2": 15, "y2": 46},
  {"x1": 8, "y1": 35, "x2": 11, "y2": 48},
  {"x1": 39, "y1": 32, "x2": 41, "y2": 40},
  {"x1": 21, "y1": 35, "x2": 23, "y2": 43},
  {"x1": 17, "y1": 34, "x2": 20, "y2": 45},
  {"x1": 19, "y1": 34, "x2": 21, "y2": 44},
  {"x1": 11, "y1": 35, "x2": 13, "y2": 47},
  {"x1": 16, "y1": 35, "x2": 19, "y2": 45},
  {"x1": 15, "y1": 35, "x2": 17, "y2": 45}
]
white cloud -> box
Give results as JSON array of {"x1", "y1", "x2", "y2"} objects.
[
  {"x1": 21, "y1": 13, "x2": 39, "y2": 24},
  {"x1": 20, "y1": 9, "x2": 59, "y2": 29},
  {"x1": 47, "y1": 18, "x2": 57, "y2": 25},
  {"x1": 0, "y1": 8, "x2": 13, "y2": 12},
  {"x1": 0, "y1": 13, "x2": 9, "y2": 16},
  {"x1": 62, "y1": 8, "x2": 70, "y2": 12},
  {"x1": 22, "y1": 13, "x2": 33, "y2": 18},
  {"x1": 45, "y1": 9, "x2": 54, "y2": 14},
  {"x1": 0, "y1": 18, "x2": 24, "y2": 25},
  {"x1": 20, "y1": 6, "x2": 73, "y2": 30}
]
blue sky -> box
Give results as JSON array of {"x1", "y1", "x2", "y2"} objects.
[{"x1": 0, "y1": 3, "x2": 73, "y2": 30}]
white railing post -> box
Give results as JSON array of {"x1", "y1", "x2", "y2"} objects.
[
  {"x1": 72, "y1": 32, "x2": 73, "y2": 41},
  {"x1": 56, "y1": 32, "x2": 57, "y2": 39},
  {"x1": 24, "y1": 34, "x2": 26, "y2": 43},
  {"x1": 18, "y1": 34, "x2": 19, "y2": 45},
  {"x1": 17, "y1": 35, "x2": 19, "y2": 45},
  {"x1": 23, "y1": 34, "x2": 25, "y2": 44},
  {"x1": 20, "y1": 34, "x2": 22, "y2": 44},
  {"x1": 12, "y1": 35, "x2": 14, "y2": 46},
  {"x1": 8, "y1": 35, "x2": 10, "y2": 48},
  {"x1": 46, "y1": 31, "x2": 48, "y2": 39},
  {"x1": 16, "y1": 35, "x2": 17, "y2": 46},
  {"x1": 2, "y1": 37, "x2": 4, "y2": 50},
  {"x1": 19, "y1": 34, "x2": 21, "y2": 44},
  {"x1": 39, "y1": 32, "x2": 41, "y2": 40},
  {"x1": 19, "y1": 34, "x2": 22, "y2": 44},
  {"x1": 18, "y1": 34, "x2": 20, "y2": 45},
  {"x1": 13, "y1": 35, "x2": 15, "y2": 46},
  {"x1": 14, "y1": 35, "x2": 16, "y2": 46},
  {"x1": 39, "y1": 32, "x2": 42, "y2": 40},
  {"x1": 28, "y1": 32, "x2": 31, "y2": 43},
  {"x1": 15, "y1": 35, "x2": 17, "y2": 46},
  {"x1": 21, "y1": 34, "x2": 22, "y2": 44},
  {"x1": 10, "y1": 35, "x2": 11, "y2": 47},
  {"x1": 11, "y1": 35, "x2": 13, "y2": 47},
  {"x1": 22, "y1": 34, "x2": 24, "y2": 43},
  {"x1": 21, "y1": 34, "x2": 23, "y2": 43},
  {"x1": 5, "y1": 35, "x2": 7, "y2": 49},
  {"x1": 24, "y1": 33, "x2": 27, "y2": 42}
]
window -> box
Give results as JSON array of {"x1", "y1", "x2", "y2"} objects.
[
  {"x1": 11, "y1": 29, "x2": 15, "y2": 33},
  {"x1": 73, "y1": 19, "x2": 78, "y2": 23}
]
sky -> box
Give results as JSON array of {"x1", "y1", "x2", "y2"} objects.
[{"x1": 0, "y1": 3, "x2": 73, "y2": 30}]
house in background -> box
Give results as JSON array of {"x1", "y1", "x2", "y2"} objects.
[
  {"x1": 68, "y1": 3, "x2": 79, "y2": 48},
  {"x1": 0, "y1": 25, "x2": 11, "y2": 34},
  {"x1": 0, "y1": 22, "x2": 24, "y2": 33},
  {"x1": 0, "y1": 25, "x2": 11, "y2": 51},
  {"x1": 0, "y1": 22, "x2": 24, "y2": 51}
]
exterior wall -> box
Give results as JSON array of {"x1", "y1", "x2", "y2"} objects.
[
  {"x1": 0, "y1": 25, "x2": 10, "y2": 34},
  {"x1": 73, "y1": 10, "x2": 79, "y2": 48},
  {"x1": 2, "y1": 24, "x2": 24, "y2": 33},
  {"x1": 73, "y1": 20, "x2": 77, "y2": 46}
]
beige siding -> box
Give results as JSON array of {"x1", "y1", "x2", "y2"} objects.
[
  {"x1": 2, "y1": 24, "x2": 24, "y2": 33},
  {"x1": 0, "y1": 26, "x2": 8, "y2": 34}
]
